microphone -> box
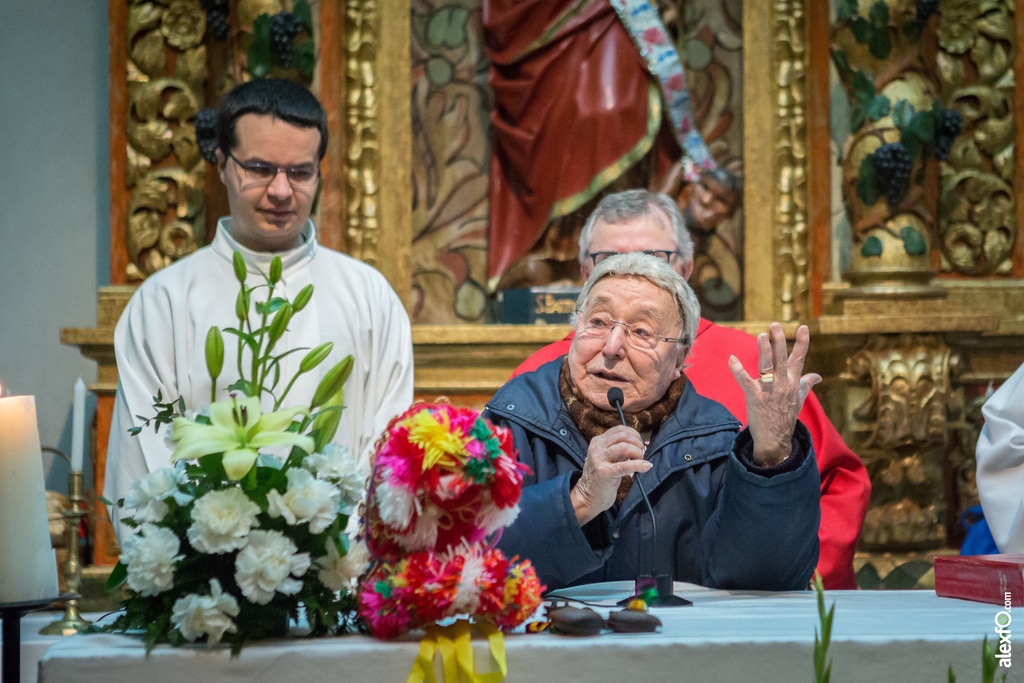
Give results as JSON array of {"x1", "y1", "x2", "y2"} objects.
[{"x1": 607, "y1": 388, "x2": 690, "y2": 608}]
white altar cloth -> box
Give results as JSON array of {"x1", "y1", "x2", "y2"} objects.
[{"x1": 35, "y1": 587, "x2": 1012, "y2": 683}]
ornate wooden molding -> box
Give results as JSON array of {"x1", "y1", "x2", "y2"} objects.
[
  {"x1": 117, "y1": 0, "x2": 209, "y2": 284},
  {"x1": 342, "y1": 0, "x2": 412, "y2": 306},
  {"x1": 744, "y1": 0, "x2": 811, "y2": 322},
  {"x1": 936, "y1": 0, "x2": 1018, "y2": 276},
  {"x1": 773, "y1": 0, "x2": 810, "y2": 322}
]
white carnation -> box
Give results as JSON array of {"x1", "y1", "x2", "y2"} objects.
[
  {"x1": 304, "y1": 444, "x2": 366, "y2": 513},
  {"x1": 316, "y1": 539, "x2": 370, "y2": 591},
  {"x1": 171, "y1": 579, "x2": 240, "y2": 647},
  {"x1": 123, "y1": 467, "x2": 192, "y2": 523},
  {"x1": 234, "y1": 530, "x2": 311, "y2": 605},
  {"x1": 187, "y1": 488, "x2": 260, "y2": 554},
  {"x1": 267, "y1": 468, "x2": 340, "y2": 534},
  {"x1": 121, "y1": 524, "x2": 182, "y2": 596}
]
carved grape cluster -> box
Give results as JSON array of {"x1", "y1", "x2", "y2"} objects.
[{"x1": 871, "y1": 142, "x2": 913, "y2": 207}]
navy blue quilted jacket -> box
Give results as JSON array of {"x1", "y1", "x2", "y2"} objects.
[{"x1": 485, "y1": 359, "x2": 821, "y2": 591}]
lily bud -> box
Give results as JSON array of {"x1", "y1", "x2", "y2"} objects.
[
  {"x1": 233, "y1": 251, "x2": 247, "y2": 283},
  {"x1": 292, "y1": 284, "x2": 314, "y2": 312},
  {"x1": 205, "y1": 327, "x2": 224, "y2": 380},
  {"x1": 299, "y1": 342, "x2": 334, "y2": 374},
  {"x1": 235, "y1": 289, "x2": 248, "y2": 320},
  {"x1": 269, "y1": 255, "x2": 282, "y2": 284},
  {"x1": 267, "y1": 304, "x2": 293, "y2": 346},
  {"x1": 311, "y1": 355, "x2": 354, "y2": 409}
]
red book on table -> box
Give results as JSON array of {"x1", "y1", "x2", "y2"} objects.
[{"x1": 934, "y1": 554, "x2": 1024, "y2": 606}]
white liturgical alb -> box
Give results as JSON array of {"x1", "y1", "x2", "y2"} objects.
[{"x1": 106, "y1": 220, "x2": 414, "y2": 538}]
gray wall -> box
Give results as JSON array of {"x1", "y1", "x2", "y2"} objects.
[{"x1": 0, "y1": 2, "x2": 109, "y2": 491}]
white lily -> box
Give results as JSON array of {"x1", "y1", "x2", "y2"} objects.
[{"x1": 171, "y1": 396, "x2": 314, "y2": 480}]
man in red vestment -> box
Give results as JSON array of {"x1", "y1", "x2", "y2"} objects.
[{"x1": 512, "y1": 190, "x2": 871, "y2": 589}]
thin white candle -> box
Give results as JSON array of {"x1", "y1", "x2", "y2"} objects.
[
  {"x1": 0, "y1": 390, "x2": 59, "y2": 603},
  {"x1": 71, "y1": 377, "x2": 86, "y2": 471}
]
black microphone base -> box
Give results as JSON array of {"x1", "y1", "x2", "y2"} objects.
[{"x1": 617, "y1": 575, "x2": 692, "y2": 607}]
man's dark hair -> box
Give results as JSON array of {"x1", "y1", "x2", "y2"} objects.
[{"x1": 216, "y1": 78, "x2": 328, "y2": 160}]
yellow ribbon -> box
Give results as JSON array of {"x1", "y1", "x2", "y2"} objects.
[{"x1": 406, "y1": 621, "x2": 509, "y2": 683}]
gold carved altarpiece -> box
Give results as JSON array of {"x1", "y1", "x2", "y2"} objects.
[{"x1": 62, "y1": 0, "x2": 1024, "y2": 585}]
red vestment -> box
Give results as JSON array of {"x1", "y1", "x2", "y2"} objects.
[{"x1": 511, "y1": 318, "x2": 871, "y2": 589}]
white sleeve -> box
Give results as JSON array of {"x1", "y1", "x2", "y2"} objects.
[
  {"x1": 105, "y1": 287, "x2": 179, "y2": 543},
  {"x1": 976, "y1": 361, "x2": 1024, "y2": 553},
  {"x1": 361, "y1": 286, "x2": 414, "y2": 466}
]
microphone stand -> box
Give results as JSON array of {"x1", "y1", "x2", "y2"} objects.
[{"x1": 609, "y1": 390, "x2": 690, "y2": 607}]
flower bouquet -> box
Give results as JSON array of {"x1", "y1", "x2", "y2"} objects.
[
  {"x1": 358, "y1": 403, "x2": 544, "y2": 679},
  {"x1": 104, "y1": 252, "x2": 368, "y2": 652}
]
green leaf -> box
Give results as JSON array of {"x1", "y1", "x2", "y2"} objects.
[
  {"x1": 849, "y1": 16, "x2": 871, "y2": 43},
  {"x1": 248, "y1": 14, "x2": 273, "y2": 78},
  {"x1": 831, "y1": 49, "x2": 851, "y2": 75},
  {"x1": 948, "y1": 664, "x2": 955, "y2": 683},
  {"x1": 226, "y1": 378, "x2": 252, "y2": 395},
  {"x1": 257, "y1": 297, "x2": 288, "y2": 315},
  {"x1": 901, "y1": 131, "x2": 921, "y2": 161},
  {"x1": 900, "y1": 226, "x2": 927, "y2": 255},
  {"x1": 293, "y1": 0, "x2": 313, "y2": 32},
  {"x1": 296, "y1": 40, "x2": 316, "y2": 80},
  {"x1": 868, "y1": 29, "x2": 891, "y2": 60},
  {"x1": 865, "y1": 95, "x2": 889, "y2": 122},
  {"x1": 868, "y1": 0, "x2": 890, "y2": 26},
  {"x1": 861, "y1": 235, "x2": 884, "y2": 257},
  {"x1": 857, "y1": 154, "x2": 880, "y2": 205},
  {"x1": 850, "y1": 102, "x2": 867, "y2": 133},
  {"x1": 105, "y1": 561, "x2": 128, "y2": 591},
  {"x1": 837, "y1": 0, "x2": 857, "y2": 21},
  {"x1": 983, "y1": 637, "x2": 995, "y2": 682},
  {"x1": 908, "y1": 111, "x2": 936, "y2": 144},
  {"x1": 893, "y1": 100, "x2": 914, "y2": 129},
  {"x1": 852, "y1": 70, "x2": 875, "y2": 104}
]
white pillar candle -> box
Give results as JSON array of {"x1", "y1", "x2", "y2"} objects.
[
  {"x1": 70, "y1": 377, "x2": 86, "y2": 471},
  {"x1": 0, "y1": 393, "x2": 59, "y2": 603}
]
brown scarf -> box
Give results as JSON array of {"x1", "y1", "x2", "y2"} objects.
[{"x1": 558, "y1": 357, "x2": 687, "y2": 503}]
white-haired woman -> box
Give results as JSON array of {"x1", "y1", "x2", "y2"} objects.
[{"x1": 487, "y1": 253, "x2": 822, "y2": 591}]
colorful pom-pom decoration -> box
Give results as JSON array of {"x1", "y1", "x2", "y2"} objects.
[{"x1": 359, "y1": 403, "x2": 543, "y2": 638}]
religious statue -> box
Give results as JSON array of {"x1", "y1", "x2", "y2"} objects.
[{"x1": 484, "y1": 0, "x2": 719, "y2": 291}]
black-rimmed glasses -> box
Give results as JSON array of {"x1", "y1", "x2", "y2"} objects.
[
  {"x1": 225, "y1": 149, "x2": 320, "y2": 186},
  {"x1": 587, "y1": 249, "x2": 680, "y2": 267}
]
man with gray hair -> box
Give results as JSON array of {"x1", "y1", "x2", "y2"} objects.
[
  {"x1": 513, "y1": 189, "x2": 870, "y2": 589},
  {"x1": 488, "y1": 253, "x2": 822, "y2": 590}
]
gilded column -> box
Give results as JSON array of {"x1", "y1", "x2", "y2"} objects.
[{"x1": 774, "y1": 0, "x2": 810, "y2": 322}]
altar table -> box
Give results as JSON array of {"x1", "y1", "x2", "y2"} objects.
[{"x1": 36, "y1": 588, "x2": 1013, "y2": 683}]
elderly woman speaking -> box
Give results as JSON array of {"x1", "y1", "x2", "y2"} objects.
[{"x1": 487, "y1": 253, "x2": 821, "y2": 591}]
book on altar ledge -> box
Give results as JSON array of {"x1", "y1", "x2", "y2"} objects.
[{"x1": 934, "y1": 553, "x2": 1024, "y2": 606}]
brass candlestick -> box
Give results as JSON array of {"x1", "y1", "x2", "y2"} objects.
[{"x1": 40, "y1": 471, "x2": 92, "y2": 635}]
